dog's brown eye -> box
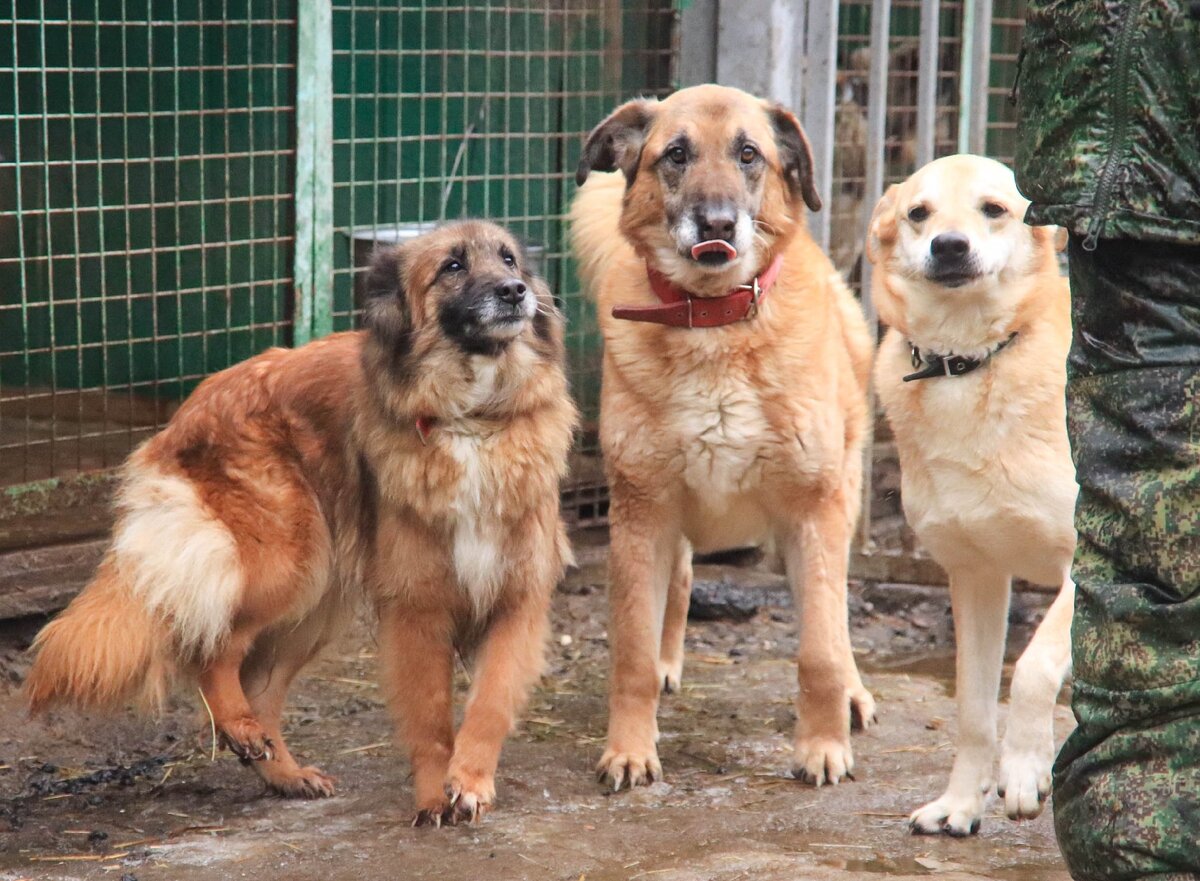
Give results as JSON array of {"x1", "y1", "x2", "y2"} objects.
[
  {"x1": 666, "y1": 145, "x2": 687, "y2": 165},
  {"x1": 908, "y1": 205, "x2": 930, "y2": 223},
  {"x1": 739, "y1": 145, "x2": 758, "y2": 164},
  {"x1": 442, "y1": 259, "x2": 464, "y2": 274},
  {"x1": 500, "y1": 249, "x2": 516, "y2": 267},
  {"x1": 982, "y1": 201, "x2": 1007, "y2": 219}
]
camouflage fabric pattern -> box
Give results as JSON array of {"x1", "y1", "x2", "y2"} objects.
[
  {"x1": 1053, "y1": 237, "x2": 1200, "y2": 881},
  {"x1": 1015, "y1": 0, "x2": 1200, "y2": 246}
]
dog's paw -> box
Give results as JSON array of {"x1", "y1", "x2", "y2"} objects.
[
  {"x1": 597, "y1": 746, "x2": 662, "y2": 790},
  {"x1": 997, "y1": 749, "x2": 1052, "y2": 820},
  {"x1": 791, "y1": 736, "x2": 854, "y2": 786},
  {"x1": 909, "y1": 794, "x2": 984, "y2": 837},
  {"x1": 849, "y1": 688, "x2": 877, "y2": 732},
  {"x1": 658, "y1": 658, "x2": 683, "y2": 695},
  {"x1": 412, "y1": 798, "x2": 450, "y2": 828},
  {"x1": 218, "y1": 716, "x2": 275, "y2": 763},
  {"x1": 442, "y1": 771, "x2": 495, "y2": 826},
  {"x1": 264, "y1": 765, "x2": 337, "y2": 799}
]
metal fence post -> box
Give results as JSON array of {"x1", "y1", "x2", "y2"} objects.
[
  {"x1": 294, "y1": 0, "x2": 334, "y2": 345},
  {"x1": 857, "y1": 0, "x2": 891, "y2": 552},
  {"x1": 678, "y1": 0, "x2": 719, "y2": 85},
  {"x1": 802, "y1": 0, "x2": 838, "y2": 249},
  {"x1": 915, "y1": 0, "x2": 940, "y2": 168},
  {"x1": 958, "y1": 0, "x2": 992, "y2": 154}
]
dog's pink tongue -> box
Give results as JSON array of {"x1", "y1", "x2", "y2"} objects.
[{"x1": 690, "y1": 240, "x2": 738, "y2": 260}]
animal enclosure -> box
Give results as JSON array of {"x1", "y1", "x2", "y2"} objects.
[{"x1": 1, "y1": 0, "x2": 1025, "y2": 583}]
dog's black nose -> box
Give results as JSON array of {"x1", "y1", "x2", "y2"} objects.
[
  {"x1": 696, "y1": 208, "x2": 737, "y2": 242},
  {"x1": 496, "y1": 279, "x2": 527, "y2": 305},
  {"x1": 930, "y1": 232, "x2": 971, "y2": 260}
]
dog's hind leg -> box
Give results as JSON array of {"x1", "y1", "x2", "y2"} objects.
[
  {"x1": 997, "y1": 574, "x2": 1073, "y2": 820},
  {"x1": 198, "y1": 628, "x2": 278, "y2": 769},
  {"x1": 658, "y1": 537, "x2": 692, "y2": 695},
  {"x1": 240, "y1": 624, "x2": 337, "y2": 798},
  {"x1": 910, "y1": 567, "x2": 1012, "y2": 836}
]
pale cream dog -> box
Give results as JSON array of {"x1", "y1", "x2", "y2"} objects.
[{"x1": 868, "y1": 154, "x2": 1076, "y2": 836}]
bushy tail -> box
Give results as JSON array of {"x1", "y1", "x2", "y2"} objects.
[
  {"x1": 26, "y1": 556, "x2": 174, "y2": 714},
  {"x1": 568, "y1": 171, "x2": 628, "y2": 297}
]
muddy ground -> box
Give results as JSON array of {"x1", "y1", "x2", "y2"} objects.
[{"x1": 0, "y1": 530, "x2": 1073, "y2": 881}]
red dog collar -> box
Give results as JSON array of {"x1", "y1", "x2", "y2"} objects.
[{"x1": 612, "y1": 254, "x2": 784, "y2": 328}]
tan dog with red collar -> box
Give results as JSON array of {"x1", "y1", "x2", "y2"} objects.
[{"x1": 571, "y1": 84, "x2": 875, "y2": 789}]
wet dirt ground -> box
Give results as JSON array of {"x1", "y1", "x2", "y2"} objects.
[{"x1": 0, "y1": 531, "x2": 1073, "y2": 881}]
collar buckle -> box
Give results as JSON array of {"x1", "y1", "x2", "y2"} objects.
[{"x1": 736, "y1": 275, "x2": 763, "y2": 320}]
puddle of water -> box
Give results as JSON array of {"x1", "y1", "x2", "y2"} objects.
[
  {"x1": 821, "y1": 854, "x2": 934, "y2": 874},
  {"x1": 861, "y1": 652, "x2": 1059, "y2": 703},
  {"x1": 862, "y1": 651, "x2": 957, "y2": 695}
]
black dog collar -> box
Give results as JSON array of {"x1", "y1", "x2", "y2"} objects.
[{"x1": 903, "y1": 333, "x2": 1018, "y2": 383}]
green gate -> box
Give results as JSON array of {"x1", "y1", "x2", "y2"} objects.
[{"x1": 0, "y1": 1, "x2": 674, "y2": 544}]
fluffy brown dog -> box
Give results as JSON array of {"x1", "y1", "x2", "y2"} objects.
[
  {"x1": 26, "y1": 221, "x2": 576, "y2": 825},
  {"x1": 571, "y1": 85, "x2": 875, "y2": 789}
]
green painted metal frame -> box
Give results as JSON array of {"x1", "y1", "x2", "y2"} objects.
[{"x1": 294, "y1": 0, "x2": 335, "y2": 345}]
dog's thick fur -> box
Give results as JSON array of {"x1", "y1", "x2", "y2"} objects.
[
  {"x1": 572, "y1": 85, "x2": 875, "y2": 789},
  {"x1": 868, "y1": 155, "x2": 1076, "y2": 836},
  {"x1": 26, "y1": 221, "x2": 577, "y2": 824}
]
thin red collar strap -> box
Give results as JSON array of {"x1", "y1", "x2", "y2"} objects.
[{"x1": 611, "y1": 255, "x2": 784, "y2": 328}]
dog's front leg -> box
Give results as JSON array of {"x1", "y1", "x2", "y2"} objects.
[
  {"x1": 781, "y1": 492, "x2": 858, "y2": 786},
  {"x1": 657, "y1": 537, "x2": 693, "y2": 694},
  {"x1": 378, "y1": 601, "x2": 456, "y2": 826},
  {"x1": 598, "y1": 491, "x2": 680, "y2": 789},
  {"x1": 998, "y1": 574, "x2": 1073, "y2": 820},
  {"x1": 910, "y1": 567, "x2": 1012, "y2": 836},
  {"x1": 444, "y1": 583, "x2": 553, "y2": 825}
]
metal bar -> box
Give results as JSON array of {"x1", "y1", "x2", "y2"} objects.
[
  {"x1": 957, "y1": 0, "x2": 992, "y2": 154},
  {"x1": 915, "y1": 0, "x2": 940, "y2": 167},
  {"x1": 9, "y1": 9, "x2": 31, "y2": 483},
  {"x1": 802, "y1": 0, "x2": 837, "y2": 249},
  {"x1": 311, "y1": 1, "x2": 334, "y2": 339},
  {"x1": 293, "y1": 0, "x2": 333, "y2": 344},
  {"x1": 678, "y1": 0, "x2": 718, "y2": 86},
  {"x1": 858, "y1": 0, "x2": 891, "y2": 553},
  {"x1": 36, "y1": 12, "x2": 60, "y2": 479},
  {"x1": 716, "y1": 0, "x2": 771, "y2": 98}
]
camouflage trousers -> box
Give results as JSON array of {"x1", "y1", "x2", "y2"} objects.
[{"x1": 1054, "y1": 236, "x2": 1200, "y2": 881}]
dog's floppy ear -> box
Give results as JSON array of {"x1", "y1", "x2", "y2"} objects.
[
  {"x1": 866, "y1": 183, "x2": 901, "y2": 265},
  {"x1": 768, "y1": 104, "x2": 822, "y2": 213},
  {"x1": 1054, "y1": 226, "x2": 1068, "y2": 252},
  {"x1": 528, "y1": 273, "x2": 567, "y2": 362},
  {"x1": 1029, "y1": 223, "x2": 1068, "y2": 253},
  {"x1": 361, "y1": 245, "x2": 413, "y2": 355},
  {"x1": 576, "y1": 98, "x2": 658, "y2": 186}
]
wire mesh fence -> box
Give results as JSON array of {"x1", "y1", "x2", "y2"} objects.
[
  {"x1": 1, "y1": 0, "x2": 297, "y2": 488},
  {"x1": 327, "y1": 0, "x2": 675, "y2": 525},
  {"x1": 1, "y1": 0, "x2": 1029, "y2": 557},
  {"x1": 0, "y1": 1, "x2": 674, "y2": 539}
]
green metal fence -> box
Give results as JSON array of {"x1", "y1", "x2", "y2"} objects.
[
  {"x1": 0, "y1": 1, "x2": 1032, "y2": 555},
  {"x1": 1, "y1": 1, "x2": 298, "y2": 489},
  {"x1": 0, "y1": 2, "x2": 674, "y2": 537}
]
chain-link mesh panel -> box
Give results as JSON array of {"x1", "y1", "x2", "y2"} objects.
[
  {"x1": 0, "y1": 1, "x2": 297, "y2": 486},
  {"x1": 329, "y1": 0, "x2": 675, "y2": 525}
]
